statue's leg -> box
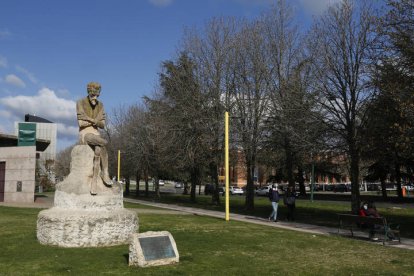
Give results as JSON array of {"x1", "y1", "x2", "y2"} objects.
[
  {"x1": 100, "y1": 147, "x2": 113, "y2": 186},
  {"x1": 84, "y1": 133, "x2": 113, "y2": 187},
  {"x1": 91, "y1": 146, "x2": 101, "y2": 195}
]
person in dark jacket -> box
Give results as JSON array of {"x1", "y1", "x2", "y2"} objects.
[
  {"x1": 268, "y1": 184, "x2": 280, "y2": 222},
  {"x1": 284, "y1": 186, "x2": 296, "y2": 221}
]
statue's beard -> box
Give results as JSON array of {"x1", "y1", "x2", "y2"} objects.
[{"x1": 89, "y1": 96, "x2": 97, "y2": 106}]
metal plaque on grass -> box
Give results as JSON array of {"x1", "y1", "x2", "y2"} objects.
[
  {"x1": 139, "y1": 235, "x2": 176, "y2": 261},
  {"x1": 129, "y1": 231, "x2": 179, "y2": 267}
]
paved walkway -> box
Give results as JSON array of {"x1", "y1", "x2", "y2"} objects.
[
  {"x1": 2, "y1": 195, "x2": 413, "y2": 250},
  {"x1": 124, "y1": 198, "x2": 414, "y2": 250}
]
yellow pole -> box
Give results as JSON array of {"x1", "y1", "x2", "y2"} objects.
[
  {"x1": 117, "y1": 150, "x2": 121, "y2": 182},
  {"x1": 225, "y1": 111, "x2": 230, "y2": 221}
]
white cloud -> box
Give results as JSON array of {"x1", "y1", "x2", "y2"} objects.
[
  {"x1": 0, "y1": 56, "x2": 7, "y2": 68},
  {"x1": 0, "y1": 88, "x2": 78, "y2": 142},
  {"x1": 298, "y1": 0, "x2": 341, "y2": 15},
  {"x1": 57, "y1": 123, "x2": 79, "y2": 139},
  {"x1": 15, "y1": 65, "x2": 38, "y2": 84},
  {"x1": 4, "y1": 74, "x2": 26, "y2": 88},
  {"x1": 149, "y1": 0, "x2": 173, "y2": 7},
  {"x1": 0, "y1": 109, "x2": 18, "y2": 135},
  {"x1": 0, "y1": 88, "x2": 76, "y2": 124}
]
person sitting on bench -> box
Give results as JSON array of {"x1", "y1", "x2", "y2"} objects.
[{"x1": 359, "y1": 201, "x2": 397, "y2": 241}]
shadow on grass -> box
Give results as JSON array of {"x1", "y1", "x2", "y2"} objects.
[{"x1": 123, "y1": 253, "x2": 129, "y2": 264}]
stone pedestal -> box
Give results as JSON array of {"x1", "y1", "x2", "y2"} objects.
[{"x1": 37, "y1": 145, "x2": 138, "y2": 247}]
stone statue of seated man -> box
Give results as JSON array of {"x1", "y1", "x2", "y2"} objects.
[{"x1": 76, "y1": 82, "x2": 113, "y2": 194}]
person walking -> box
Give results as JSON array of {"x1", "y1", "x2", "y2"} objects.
[
  {"x1": 284, "y1": 186, "x2": 296, "y2": 221},
  {"x1": 268, "y1": 184, "x2": 280, "y2": 222}
]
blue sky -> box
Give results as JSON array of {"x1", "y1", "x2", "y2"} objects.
[{"x1": 0, "y1": 0, "x2": 345, "y2": 150}]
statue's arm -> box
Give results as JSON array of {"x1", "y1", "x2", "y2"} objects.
[
  {"x1": 76, "y1": 100, "x2": 94, "y2": 127},
  {"x1": 95, "y1": 106, "x2": 106, "y2": 129}
]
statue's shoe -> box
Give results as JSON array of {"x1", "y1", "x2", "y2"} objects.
[{"x1": 101, "y1": 172, "x2": 113, "y2": 186}]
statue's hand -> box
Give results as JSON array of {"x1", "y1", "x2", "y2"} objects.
[
  {"x1": 78, "y1": 119, "x2": 92, "y2": 128},
  {"x1": 91, "y1": 118, "x2": 99, "y2": 127},
  {"x1": 93, "y1": 118, "x2": 105, "y2": 129}
]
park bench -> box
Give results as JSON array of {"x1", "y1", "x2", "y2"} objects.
[{"x1": 337, "y1": 214, "x2": 400, "y2": 245}]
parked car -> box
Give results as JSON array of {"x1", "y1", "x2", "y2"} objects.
[
  {"x1": 313, "y1": 184, "x2": 323, "y2": 191},
  {"x1": 367, "y1": 183, "x2": 379, "y2": 191},
  {"x1": 255, "y1": 186, "x2": 271, "y2": 196},
  {"x1": 386, "y1": 184, "x2": 397, "y2": 191},
  {"x1": 229, "y1": 186, "x2": 244, "y2": 195},
  {"x1": 403, "y1": 185, "x2": 414, "y2": 191},
  {"x1": 174, "y1": 182, "x2": 183, "y2": 189},
  {"x1": 158, "y1": 180, "x2": 165, "y2": 186},
  {"x1": 333, "y1": 184, "x2": 348, "y2": 193},
  {"x1": 218, "y1": 186, "x2": 225, "y2": 196}
]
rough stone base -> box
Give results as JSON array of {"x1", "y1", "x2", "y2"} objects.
[
  {"x1": 54, "y1": 190, "x2": 123, "y2": 211},
  {"x1": 37, "y1": 207, "x2": 138, "y2": 247},
  {"x1": 129, "y1": 231, "x2": 179, "y2": 267},
  {"x1": 37, "y1": 144, "x2": 138, "y2": 248},
  {"x1": 55, "y1": 145, "x2": 119, "y2": 196}
]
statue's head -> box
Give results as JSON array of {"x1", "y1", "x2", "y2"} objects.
[{"x1": 87, "y1": 82, "x2": 101, "y2": 106}]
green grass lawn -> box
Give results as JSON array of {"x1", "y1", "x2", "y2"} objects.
[
  {"x1": 126, "y1": 192, "x2": 414, "y2": 239},
  {"x1": 0, "y1": 205, "x2": 413, "y2": 275}
]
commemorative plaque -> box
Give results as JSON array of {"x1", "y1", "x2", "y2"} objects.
[
  {"x1": 129, "y1": 231, "x2": 179, "y2": 267},
  {"x1": 139, "y1": 235, "x2": 176, "y2": 261}
]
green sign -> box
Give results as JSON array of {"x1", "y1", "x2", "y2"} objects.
[{"x1": 18, "y1": 123, "x2": 36, "y2": 146}]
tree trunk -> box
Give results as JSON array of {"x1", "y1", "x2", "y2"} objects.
[
  {"x1": 395, "y1": 163, "x2": 403, "y2": 200},
  {"x1": 349, "y1": 146, "x2": 361, "y2": 214},
  {"x1": 135, "y1": 169, "x2": 140, "y2": 197},
  {"x1": 190, "y1": 166, "x2": 201, "y2": 203},
  {"x1": 380, "y1": 173, "x2": 388, "y2": 200},
  {"x1": 154, "y1": 176, "x2": 160, "y2": 199},
  {"x1": 297, "y1": 165, "x2": 306, "y2": 196},
  {"x1": 211, "y1": 162, "x2": 220, "y2": 205},
  {"x1": 245, "y1": 157, "x2": 255, "y2": 211},
  {"x1": 124, "y1": 176, "x2": 130, "y2": 196},
  {"x1": 183, "y1": 181, "x2": 189, "y2": 195},
  {"x1": 284, "y1": 137, "x2": 296, "y2": 189},
  {"x1": 144, "y1": 168, "x2": 149, "y2": 197}
]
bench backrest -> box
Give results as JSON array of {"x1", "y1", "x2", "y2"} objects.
[{"x1": 338, "y1": 214, "x2": 385, "y2": 226}]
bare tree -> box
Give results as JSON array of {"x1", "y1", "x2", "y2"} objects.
[
  {"x1": 182, "y1": 17, "x2": 239, "y2": 204},
  {"x1": 54, "y1": 144, "x2": 75, "y2": 180},
  {"x1": 362, "y1": 0, "x2": 414, "y2": 200},
  {"x1": 229, "y1": 19, "x2": 271, "y2": 210},
  {"x1": 154, "y1": 53, "x2": 212, "y2": 202},
  {"x1": 261, "y1": 1, "x2": 324, "y2": 195},
  {"x1": 308, "y1": 0, "x2": 378, "y2": 213}
]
